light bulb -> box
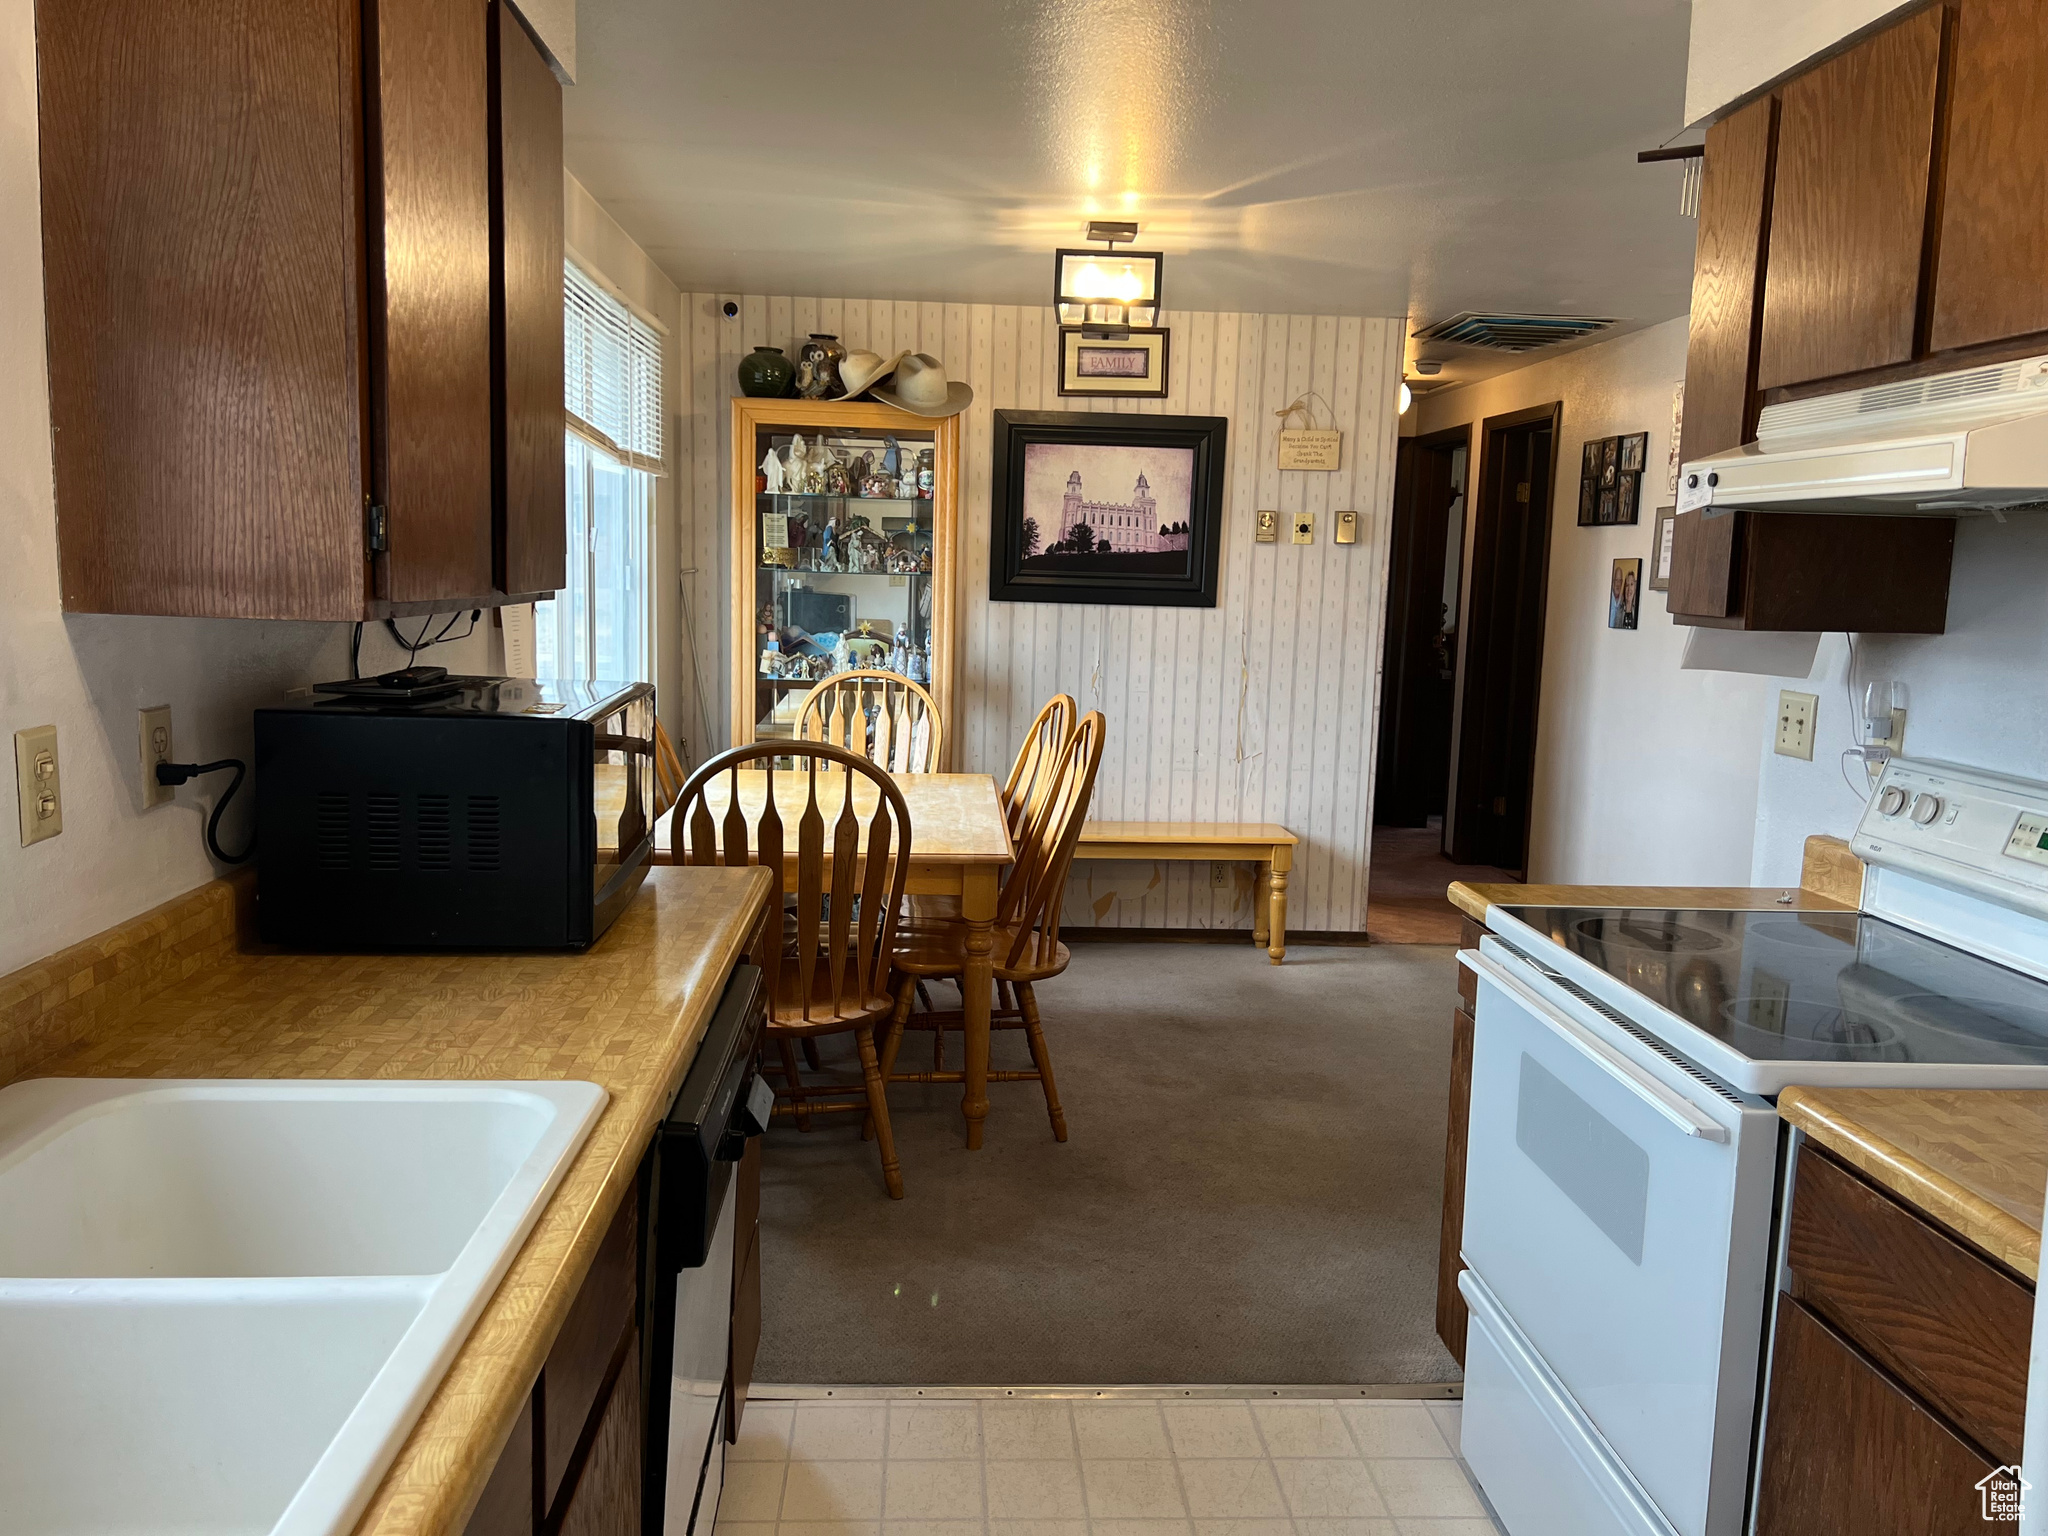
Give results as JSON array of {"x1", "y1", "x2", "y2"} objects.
[
  {"x1": 1112, "y1": 265, "x2": 1144, "y2": 303},
  {"x1": 1398, "y1": 381, "x2": 1413, "y2": 414},
  {"x1": 1074, "y1": 261, "x2": 1109, "y2": 299}
]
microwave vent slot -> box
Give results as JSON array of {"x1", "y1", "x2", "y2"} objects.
[
  {"x1": 417, "y1": 794, "x2": 452, "y2": 870},
  {"x1": 316, "y1": 793, "x2": 351, "y2": 870},
  {"x1": 468, "y1": 796, "x2": 501, "y2": 871},
  {"x1": 366, "y1": 793, "x2": 401, "y2": 871}
]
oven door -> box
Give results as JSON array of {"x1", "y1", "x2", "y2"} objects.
[{"x1": 1459, "y1": 940, "x2": 1779, "y2": 1536}]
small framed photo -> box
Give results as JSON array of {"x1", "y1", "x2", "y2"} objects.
[
  {"x1": 1619, "y1": 431, "x2": 1650, "y2": 474},
  {"x1": 1057, "y1": 326, "x2": 1171, "y2": 398},
  {"x1": 1649, "y1": 505, "x2": 1678, "y2": 591},
  {"x1": 1597, "y1": 486, "x2": 1619, "y2": 524},
  {"x1": 1581, "y1": 438, "x2": 1604, "y2": 481},
  {"x1": 1610, "y1": 557, "x2": 1642, "y2": 630},
  {"x1": 1578, "y1": 475, "x2": 1598, "y2": 524},
  {"x1": 1615, "y1": 471, "x2": 1640, "y2": 524},
  {"x1": 1600, "y1": 436, "x2": 1620, "y2": 488}
]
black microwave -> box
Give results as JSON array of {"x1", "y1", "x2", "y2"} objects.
[{"x1": 254, "y1": 677, "x2": 657, "y2": 950}]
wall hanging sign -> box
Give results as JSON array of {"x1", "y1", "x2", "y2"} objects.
[
  {"x1": 1577, "y1": 431, "x2": 1649, "y2": 525},
  {"x1": 1273, "y1": 393, "x2": 1342, "y2": 471},
  {"x1": 1057, "y1": 326, "x2": 1171, "y2": 398},
  {"x1": 1648, "y1": 505, "x2": 1678, "y2": 591},
  {"x1": 989, "y1": 409, "x2": 1228, "y2": 607}
]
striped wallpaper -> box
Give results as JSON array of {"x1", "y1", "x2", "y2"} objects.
[{"x1": 676, "y1": 296, "x2": 1404, "y2": 933}]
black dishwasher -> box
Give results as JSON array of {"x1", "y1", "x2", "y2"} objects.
[{"x1": 641, "y1": 963, "x2": 768, "y2": 1536}]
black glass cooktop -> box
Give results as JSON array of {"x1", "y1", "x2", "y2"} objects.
[{"x1": 1498, "y1": 906, "x2": 2048, "y2": 1067}]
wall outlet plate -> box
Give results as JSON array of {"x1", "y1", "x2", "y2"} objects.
[
  {"x1": 1292, "y1": 512, "x2": 1314, "y2": 545},
  {"x1": 1255, "y1": 510, "x2": 1279, "y2": 543},
  {"x1": 1335, "y1": 510, "x2": 1359, "y2": 544},
  {"x1": 1210, "y1": 861, "x2": 1229, "y2": 889},
  {"x1": 15, "y1": 724, "x2": 61, "y2": 845},
  {"x1": 140, "y1": 705, "x2": 173, "y2": 808},
  {"x1": 1775, "y1": 689, "x2": 1818, "y2": 761}
]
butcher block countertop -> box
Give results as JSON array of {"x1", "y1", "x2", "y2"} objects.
[
  {"x1": 1778, "y1": 1086, "x2": 2048, "y2": 1282},
  {"x1": 1447, "y1": 882, "x2": 1856, "y2": 923},
  {"x1": 22, "y1": 863, "x2": 775, "y2": 1536}
]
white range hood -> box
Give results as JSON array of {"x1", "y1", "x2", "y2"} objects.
[{"x1": 1677, "y1": 352, "x2": 2048, "y2": 515}]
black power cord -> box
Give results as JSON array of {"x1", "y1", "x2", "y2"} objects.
[{"x1": 156, "y1": 758, "x2": 254, "y2": 865}]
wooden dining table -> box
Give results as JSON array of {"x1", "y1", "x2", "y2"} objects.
[{"x1": 680, "y1": 769, "x2": 1016, "y2": 1149}]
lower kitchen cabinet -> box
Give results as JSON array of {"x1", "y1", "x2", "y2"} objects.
[
  {"x1": 1435, "y1": 915, "x2": 1484, "y2": 1366},
  {"x1": 1753, "y1": 1142, "x2": 2030, "y2": 1535}
]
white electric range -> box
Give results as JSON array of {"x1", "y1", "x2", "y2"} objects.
[{"x1": 1454, "y1": 757, "x2": 2048, "y2": 1536}]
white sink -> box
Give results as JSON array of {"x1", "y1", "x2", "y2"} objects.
[{"x1": 0, "y1": 1078, "x2": 607, "y2": 1536}]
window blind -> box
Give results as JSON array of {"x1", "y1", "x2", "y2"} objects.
[{"x1": 565, "y1": 262, "x2": 665, "y2": 474}]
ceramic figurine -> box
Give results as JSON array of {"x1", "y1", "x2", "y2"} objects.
[
  {"x1": 881, "y1": 438, "x2": 901, "y2": 477},
  {"x1": 819, "y1": 520, "x2": 839, "y2": 571},
  {"x1": 759, "y1": 446, "x2": 785, "y2": 494},
  {"x1": 859, "y1": 474, "x2": 890, "y2": 499},
  {"x1": 917, "y1": 448, "x2": 935, "y2": 498},
  {"x1": 796, "y1": 334, "x2": 847, "y2": 399},
  {"x1": 824, "y1": 458, "x2": 851, "y2": 497},
  {"x1": 853, "y1": 451, "x2": 873, "y2": 484},
  {"x1": 786, "y1": 434, "x2": 809, "y2": 493}
]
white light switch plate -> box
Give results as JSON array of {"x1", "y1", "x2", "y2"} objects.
[
  {"x1": 15, "y1": 725, "x2": 61, "y2": 845},
  {"x1": 1775, "y1": 690, "x2": 1818, "y2": 761}
]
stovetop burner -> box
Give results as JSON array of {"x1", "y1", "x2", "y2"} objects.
[{"x1": 1570, "y1": 915, "x2": 1735, "y2": 955}]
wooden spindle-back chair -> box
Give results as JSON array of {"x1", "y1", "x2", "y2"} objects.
[
  {"x1": 672, "y1": 741, "x2": 914, "y2": 1197},
  {"x1": 1000, "y1": 693, "x2": 1077, "y2": 843},
  {"x1": 881, "y1": 710, "x2": 1107, "y2": 1142},
  {"x1": 796, "y1": 669, "x2": 943, "y2": 774}
]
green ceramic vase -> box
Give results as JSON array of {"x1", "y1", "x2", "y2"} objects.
[{"x1": 737, "y1": 345, "x2": 795, "y2": 398}]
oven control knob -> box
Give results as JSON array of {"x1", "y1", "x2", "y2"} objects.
[
  {"x1": 1911, "y1": 792, "x2": 1943, "y2": 825},
  {"x1": 1878, "y1": 786, "x2": 1909, "y2": 817}
]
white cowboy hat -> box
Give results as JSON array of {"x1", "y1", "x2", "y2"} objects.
[
  {"x1": 836, "y1": 349, "x2": 907, "y2": 399},
  {"x1": 869, "y1": 353, "x2": 973, "y2": 417}
]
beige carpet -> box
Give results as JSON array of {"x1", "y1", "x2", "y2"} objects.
[{"x1": 753, "y1": 941, "x2": 1463, "y2": 1386}]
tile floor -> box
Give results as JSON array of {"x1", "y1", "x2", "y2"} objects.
[{"x1": 713, "y1": 1396, "x2": 1504, "y2": 1536}]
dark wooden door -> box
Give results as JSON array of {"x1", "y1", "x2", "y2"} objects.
[
  {"x1": 1447, "y1": 409, "x2": 1555, "y2": 873},
  {"x1": 369, "y1": 0, "x2": 496, "y2": 605},
  {"x1": 1681, "y1": 95, "x2": 1777, "y2": 465},
  {"x1": 1375, "y1": 431, "x2": 1465, "y2": 828},
  {"x1": 1756, "y1": 7, "x2": 1945, "y2": 390},
  {"x1": 1755, "y1": 1298, "x2": 2015, "y2": 1535},
  {"x1": 1930, "y1": 0, "x2": 2048, "y2": 354},
  {"x1": 491, "y1": 0, "x2": 567, "y2": 598},
  {"x1": 39, "y1": 0, "x2": 371, "y2": 620}
]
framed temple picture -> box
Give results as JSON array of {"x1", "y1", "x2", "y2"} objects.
[
  {"x1": 1057, "y1": 327, "x2": 1171, "y2": 398},
  {"x1": 989, "y1": 409, "x2": 1228, "y2": 607}
]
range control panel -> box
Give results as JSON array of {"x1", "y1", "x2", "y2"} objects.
[{"x1": 1855, "y1": 759, "x2": 2048, "y2": 904}]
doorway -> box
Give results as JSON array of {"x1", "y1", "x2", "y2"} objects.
[{"x1": 1443, "y1": 402, "x2": 1559, "y2": 875}]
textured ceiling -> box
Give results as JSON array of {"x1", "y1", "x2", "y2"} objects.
[{"x1": 563, "y1": 0, "x2": 1702, "y2": 385}]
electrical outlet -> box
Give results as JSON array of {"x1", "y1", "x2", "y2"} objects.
[
  {"x1": 140, "y1": 705, "x2": 174, "y2": 808},
  {"x1": 1210, "y1": 861, "x2": 1229, "y2": 889},
  {"x1": 15, "y1": 725, "x2": 61, "y2": 845},
  {"x1": 1292, "y1": 512, "x2": 1314, "y2": 545},
  {"x1": 1775, "y1": 689, "x2": 1818, "y2": 761}
]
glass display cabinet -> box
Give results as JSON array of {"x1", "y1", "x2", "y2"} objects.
[{"x1": 729, "y1": 397, "x2": 959, "y2": 758}]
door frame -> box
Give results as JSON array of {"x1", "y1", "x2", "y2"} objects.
[{"x1": 1444, "y1": 400, "x2": 1561, "y2": 875}]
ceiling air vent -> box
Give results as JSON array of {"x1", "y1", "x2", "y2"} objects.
[{"x1": 1410, "y1": 312, "x2": 1617, "y2": 352}]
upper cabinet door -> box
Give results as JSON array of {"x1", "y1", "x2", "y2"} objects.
[
  {"x1": 1756, "y1": 7, "x2": 1944, "y2": 391},
  {"x1": 492, "y1": 2, "x2": 567, "y2": 599},
  {"x1": 371, "y1": 0, "x2": 496, "y2": 605},
  {"x1": 1930, "y1": 0, "x2": 2048, "y2": 353},
  {"x1": 1680, "y1": 96, "x2": 1778, "y2": 465},
  {"x1": 40, "y1": 0, "x2": 370, "y2": 620}
]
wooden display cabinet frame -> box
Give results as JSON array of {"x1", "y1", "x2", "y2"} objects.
[{"x1": 728, "y1": 398, "x2": 960, "y2": 763}]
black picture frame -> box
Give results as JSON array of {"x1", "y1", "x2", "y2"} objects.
[
  {"x1": 989, "y1": 409, "x2": 1228, "y2": 608},
  {"x1": 1056, "y1": 326, "x2": 1172, "y2": 398},
  {"x1": 1615, "y1": 471, "x2": 1640, "y2": 524},
  {"x1": 1619, "y1": 431, "x2": 1650, "y2": 473}
]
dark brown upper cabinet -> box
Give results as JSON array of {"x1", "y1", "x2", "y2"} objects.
[
  {"x1": 1929, "y1": 0, "x2": 2048, "y2": 354},
  {"x1": 38, "y1": 0, "x2": 564, "y2": 621},
  {"x1": 1680, "y1": 96, "x2": 1778, "y2": 465},
  {"x1": 1756, "y1": 6, "x2": 1945, "y2": 391}
]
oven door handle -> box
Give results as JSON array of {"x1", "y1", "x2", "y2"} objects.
[{"x1": 1460, "y1": 948, "x2": 1730, "y2": 1144}]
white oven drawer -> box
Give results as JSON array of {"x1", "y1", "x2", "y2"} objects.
[
  {"x1": 1459, "y1": 1267, "x2": 1678, "y2": 1536},
  {"x1": 1460, "y1": 942, "x2": 1779, "y2": 1536}
]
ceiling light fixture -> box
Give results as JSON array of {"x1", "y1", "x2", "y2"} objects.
[
  {"x1": 1398, "y1": 382, "x2": 1413, "y2": 415},
  {"x1": 1056, "y1": 222, "x2": 1161, "y2": 328}
]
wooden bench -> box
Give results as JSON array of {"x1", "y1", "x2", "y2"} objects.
[{"x1": 1075, "y1": 822, "x2": 1299, "y2": 963}]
